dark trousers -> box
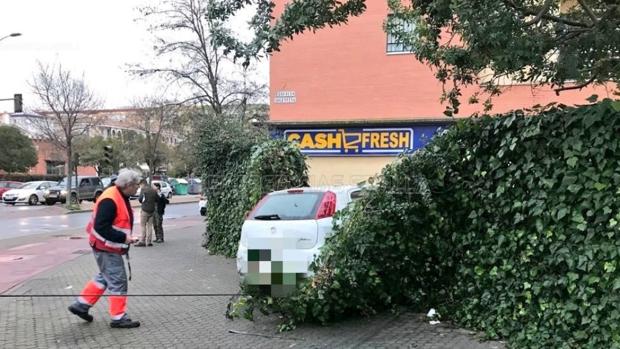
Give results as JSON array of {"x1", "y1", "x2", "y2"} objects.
[{"x1": 153, "y1": 211, "x2": 164, "y2": 241}]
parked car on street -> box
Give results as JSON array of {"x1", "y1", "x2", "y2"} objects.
[
  {"x1": 2, "y1": 181, "x2": 56, "y2": 205},
  {"x1": 44, "y1": 176, "x2": 104, "y2": 204},
  {"x1": 152, "y1": 180, "x2": 173, "y2": 199},
  {"x1": 101, "y1": 174, "x2": 118, "y2": 189},
  {"x1": 236, "y1": 186, "x2": 363, "y2": 289},
  {"x1": 0, "y1": 181, "x2": 23, "y2": 197},
  {"x1": 131, "y1": 179, "x2": 173, "y2": 200}
]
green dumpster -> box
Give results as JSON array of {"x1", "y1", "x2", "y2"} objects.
[{"x1": 172, "y1": 178, "x2": 189, "y2": 195}]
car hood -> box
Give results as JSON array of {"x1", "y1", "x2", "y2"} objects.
[{"x1": 48, "y1": 185, "x2": 67, "y2": 191}]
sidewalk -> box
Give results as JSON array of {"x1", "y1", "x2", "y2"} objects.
[{"x1": 0, "y1": 221, "x2": 505, "y2": 349}]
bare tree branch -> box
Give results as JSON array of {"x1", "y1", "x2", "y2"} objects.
[
  {"x1": 132, "y1": 0, "x2": 266, "y2": 118},
  {"x1": 522, "y1": 0, "x2": 553, "y2": 27},
  {"x1": 577, "y1": 0, "x2": 599, "y2": 25},
  {"x1": 554, "y1": 74, "x2": 598, "y2": 95},
  {"x1": 503, "y1": 0, "x2": 591, "y2": 28},
  {"x1": 30, "y1": 62, "x2": 102, "y2": 207},
  {"x1": 129, "y1": 97, "x2": 180, "y2": 181}
]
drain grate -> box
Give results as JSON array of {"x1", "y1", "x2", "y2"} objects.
[
  {"x1": 72, "y1": 249, "x2": 90, "y2": 255},
  {"x1": 69, "y1": 236, "x2": 84, "y2": 240}
]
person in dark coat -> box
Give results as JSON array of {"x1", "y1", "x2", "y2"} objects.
[
  {"x1": 153, "y1": 182, "x2": 169, "y2": 243},
  {"x1": 135, "y1": 180, "x2": 158, "y2": 247}
]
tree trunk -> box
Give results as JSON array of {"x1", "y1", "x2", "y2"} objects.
[{"x1": 66, "y1": 149, "x2": 73, "y2": 208}]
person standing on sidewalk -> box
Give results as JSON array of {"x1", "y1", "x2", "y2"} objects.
[
  {"x1": 68, "y1": 168, "x2": 142, "y2": 329},
  {"x1": 153, "y1": 182, "x2": 169, "y2": 243},
  {"x1": 135, "y1": 180, "x2": 158, "y2": 247}
]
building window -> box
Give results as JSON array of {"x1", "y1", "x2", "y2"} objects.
[
  {"x1": 46, "y1": 160, "x2": 65, "y2": 175},
  {"x1": 386, "y1": 15, "x2": 414, "y2": 54}
]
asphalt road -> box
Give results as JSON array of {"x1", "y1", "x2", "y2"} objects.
[{"x1": 0, "y1": 203, "x2": 200, "y2": 241}]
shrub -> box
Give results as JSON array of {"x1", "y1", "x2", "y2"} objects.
[
  {"x1": 197, "y1": 115, "x2": 309, "y2": 257},
  {"x1": 0, "y1": 174, "x2": 63, "y2": 182},
  {"x1": 230, "y1": 100, "x2": 620, "y2": 348}
]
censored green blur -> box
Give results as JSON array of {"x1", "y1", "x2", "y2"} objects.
[{"x1": 245, "y1": 249, "x2": 305, "y2": 297}]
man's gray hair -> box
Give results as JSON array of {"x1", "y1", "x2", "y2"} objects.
[{"x1": 115, "y1": 168, "x2": 142, "y2": 188}]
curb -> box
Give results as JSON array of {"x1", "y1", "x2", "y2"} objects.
[{"x1": 65, "y1": 199, "x2": 200, "y2": 215}]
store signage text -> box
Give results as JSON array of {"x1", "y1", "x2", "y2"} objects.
[
  {"x1": 274, "y1": 91, "x2": 296, "y2": 104},
  {"x1": 284, "y1": 128, "x2": 414, "y2": 155}
]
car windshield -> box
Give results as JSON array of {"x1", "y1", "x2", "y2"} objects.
[
  {"x1": 250, "y1": 192, "x2": 323, "y2": 220},
  {"x1": 57, "y1": 178, "x2": 79, "y2": 187},
  {"x1": 19, "y1": 182, "x2": 41, "y2": 190}
]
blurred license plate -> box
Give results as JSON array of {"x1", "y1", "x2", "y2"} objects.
[{"x1": 48, "y1": 193, "x2": 57, "y2": 198}]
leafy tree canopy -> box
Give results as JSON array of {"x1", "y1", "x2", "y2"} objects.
[
  {"x1": 0, "y1": 125, "x2": 38, "y2": 173},
  {"x1": 209, "y1": 0, "x2": 619, "y2": 114}
]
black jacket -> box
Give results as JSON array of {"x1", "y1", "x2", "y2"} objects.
[
  {"x1": 94, "y1": 192, "x2": 134, "y2": 244},
  {"x1": 156, "y1": 192, "x2": 169, "y2": 215}
]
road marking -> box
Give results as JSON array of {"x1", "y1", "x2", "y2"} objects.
[
  {"x1": 8, "y1": 243, "x2": 46, "y2": 251},
  {"x1": 0, "y1": 255, "x2": 35, "y2": 263}
]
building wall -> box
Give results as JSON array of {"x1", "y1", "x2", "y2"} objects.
[
  {"x1": 306, "y1": 156, "x2": 393, "y2": 186},
  {"x1": 30, "y1": 140, "x2": 97, "y2": 176}
]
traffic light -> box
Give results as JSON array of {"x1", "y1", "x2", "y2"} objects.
[
  {"x1": 14, "y1": 94, "x2": 22, "y2": 113},
  {"x1": 103, "y1": 145, "x2": 113, "y2": 165}
]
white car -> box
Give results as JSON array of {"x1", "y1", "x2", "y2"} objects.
[
  {"x1": 2, "y1": 181, "x2": 56, "y2": 206},
  {"x1": 152, "y1": 180, "x2": 173, "y2": 199},
  {"x1": 236, "y1": 186, "x2": 363, "y2": 293},
  {"x1": 132, "y1": 180, "x2": 173, "y2": 200}
]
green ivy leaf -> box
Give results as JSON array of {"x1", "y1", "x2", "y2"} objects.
[{"x1": 566, "y1": 157, "x2": 578, "y2": 168}]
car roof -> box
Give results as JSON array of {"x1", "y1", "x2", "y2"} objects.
[{"x1": 270, "y1": 185, "x2": 360, "y2": 195}]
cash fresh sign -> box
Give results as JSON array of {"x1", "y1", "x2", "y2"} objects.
[{"x1": 284, "y1": 128, "x2": 414, "y2": 155}]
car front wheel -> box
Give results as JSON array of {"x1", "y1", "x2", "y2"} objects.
[
  {"x1": 28, "y1": 195, "x2": 39, "y2": 206},
  {"x1": 167, "y1": 192, "x2": 172, "y2": 199}
]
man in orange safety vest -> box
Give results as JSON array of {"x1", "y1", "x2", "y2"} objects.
[{"x1": 68, "y1": 168, "x2": 142, "y2": 328}]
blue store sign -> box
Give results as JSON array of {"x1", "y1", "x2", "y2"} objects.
[{"x1": 282, "y1": 126, "x2": 445, "y2": 156}]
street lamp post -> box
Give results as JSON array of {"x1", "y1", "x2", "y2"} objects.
[{"x1": 0, "y1": 32, "x2": 22, "y2": 42}]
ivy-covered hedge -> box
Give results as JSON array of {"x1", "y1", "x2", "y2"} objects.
[
  {"x1": 199, "y1": 122, "x2": 309, "y2": 257},
  {"x1": 231, "y1": 100, "x2": 620, "y2": 348},
  {"x1": 197, "y1": 117, "x2": 262, "y2": 256}
]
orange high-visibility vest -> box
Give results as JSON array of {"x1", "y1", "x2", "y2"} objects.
[{"x1": 86, "y1": 186, "x2": 132, "y2": 254}]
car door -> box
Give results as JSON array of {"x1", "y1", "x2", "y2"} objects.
[
  {"x1": 162, "y1": 182, "x2": 171, "y2": 196},
  {"x1": 36, "y1": 182, "x2": 51, "y2": 200},
  {"x1": 79, "y1": 178, "x2": 90, "y2": 199}
]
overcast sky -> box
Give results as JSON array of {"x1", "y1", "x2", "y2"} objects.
[{"x1": 0, "y1": 0, "x2": 268, "y2": 112}]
